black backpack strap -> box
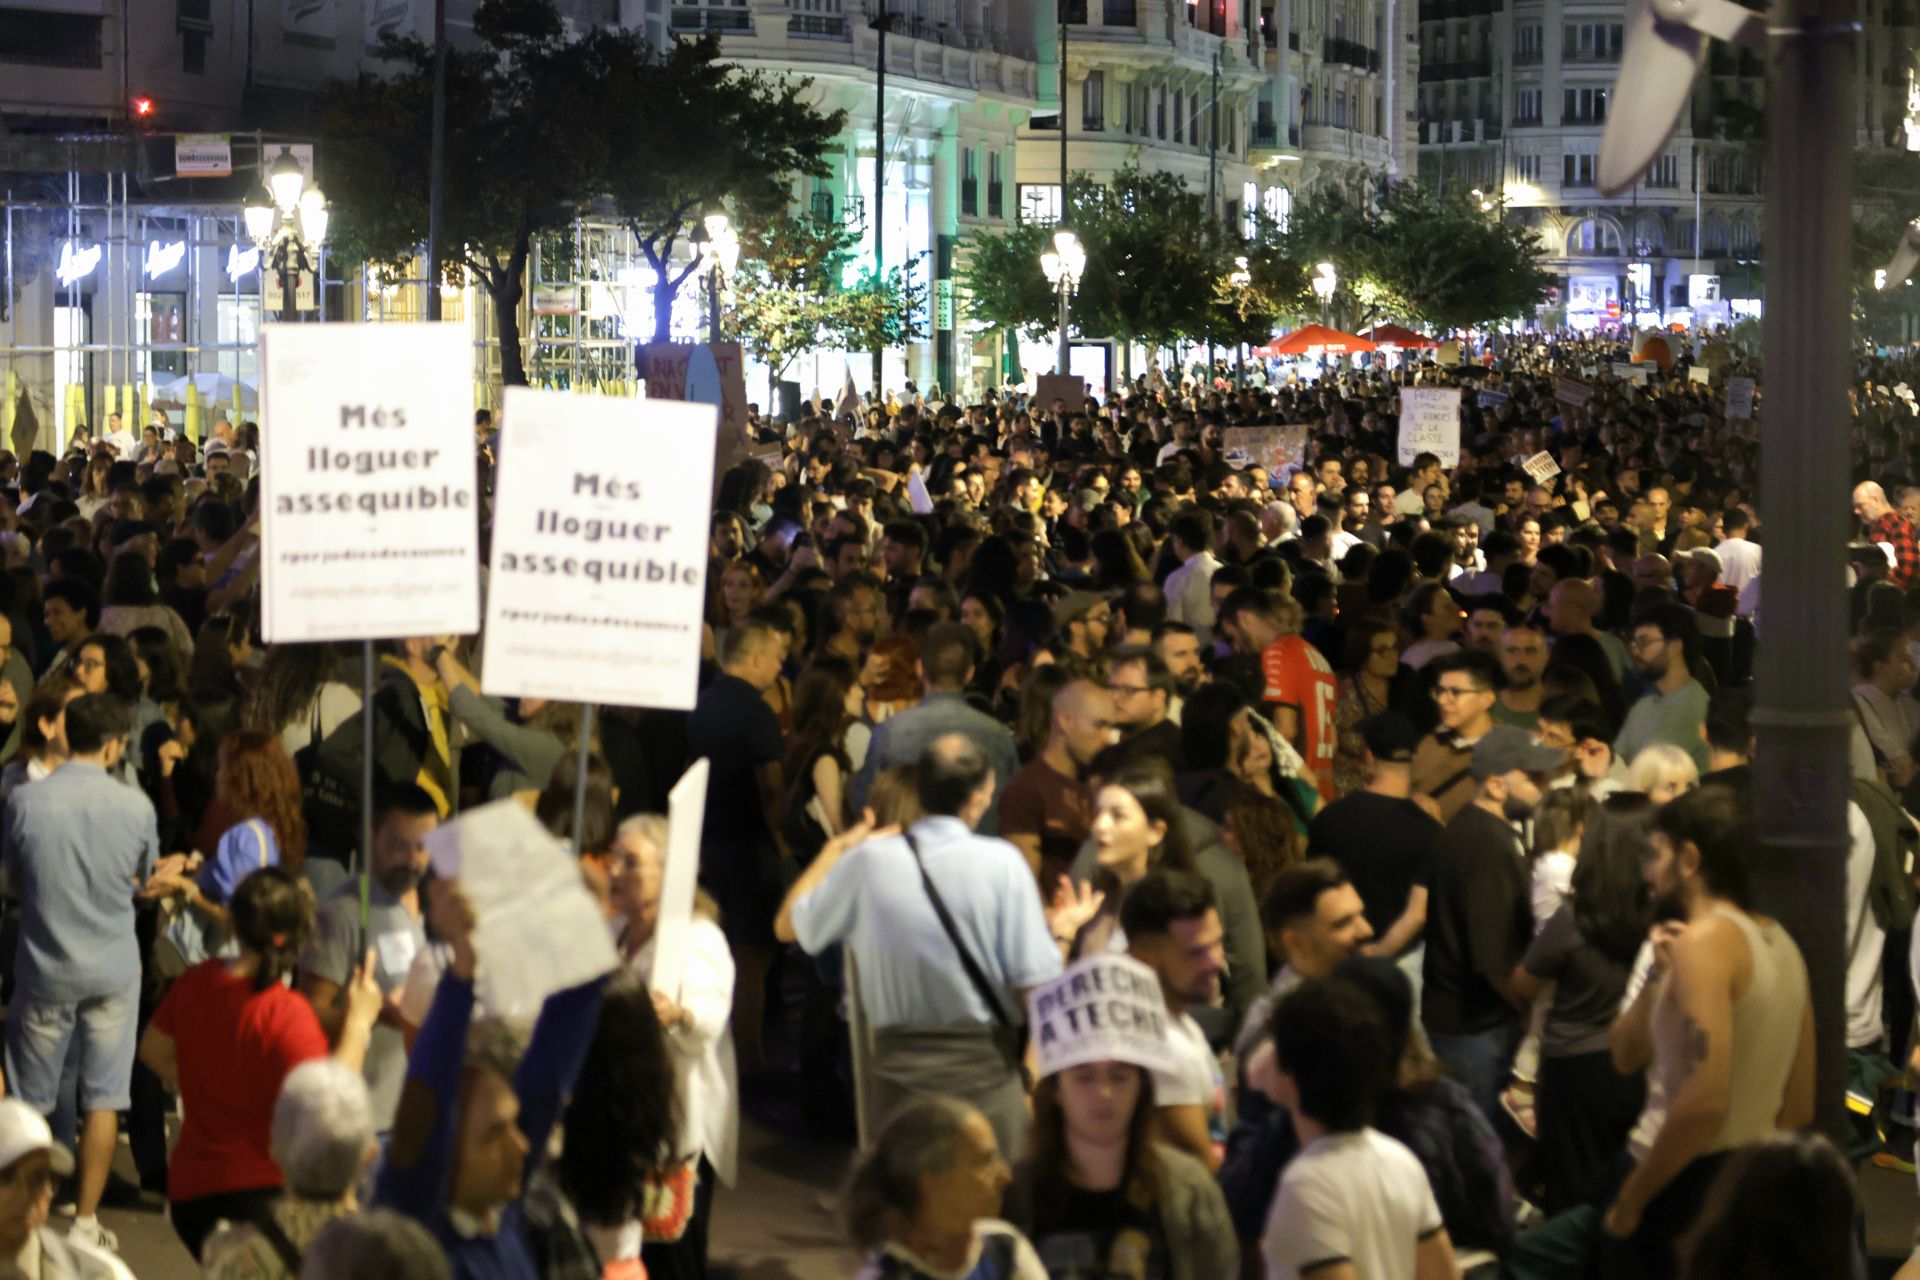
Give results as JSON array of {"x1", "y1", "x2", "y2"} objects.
[
  {"x1": 253, "y1": 1211, "x2": 304, "y2": 1276},
  {"x1": 903, "y1": 829, "x2": 1015, "y2": 1030}
]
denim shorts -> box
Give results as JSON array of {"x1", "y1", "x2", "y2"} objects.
[{"x1": 5, "y1": 986, "x2": 139, "y2": 1114}]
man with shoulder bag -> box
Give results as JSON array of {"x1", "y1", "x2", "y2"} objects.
[{"x1": 775, "y1": 734, "x2": 1062, "y2": 1161}]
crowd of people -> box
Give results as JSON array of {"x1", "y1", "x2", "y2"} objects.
[{"x1": 0, "y1": 331, "x2": 1908, "y2": 1280}]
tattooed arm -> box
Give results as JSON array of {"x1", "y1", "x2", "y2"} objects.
[{"x1": 1604, "y1": 915, "x2": 1739, "y2": 1239}]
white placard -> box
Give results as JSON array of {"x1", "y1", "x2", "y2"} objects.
[
  {"x1": 1476, "y1": 389, "x2": 1509, "y2": 410},
  {"x1": 1026, "y1": 955, "x2": 1179, "y2": 1079},
  {"x1": 423, "y1": 799, "x2": 618, "y2": 1018},
  {"x1": 1397, "y1": 387, "x2": 1461, "y2": 466},
  {"x1": 1522, "y1": 451, "x2": 1561, "y2": 483},
  {"x1": 259, "y1": 323, "x2": 480, "y2": 643},
  {"x1": 482, "y1": 388, "x2": 716, "y2": 708},
  {"x1": 1688, "y1": 366, "x2": 1712, "y2": 386},
  {"x1": 906, "y1": 469, "x2": 934, "y2": 515},
  {"x1": 648, "y1": 759, "x2": 710, "y2": 1004},
  {"x1": 1725, "y1": 376, "x2": 1755, "y2": 420}
]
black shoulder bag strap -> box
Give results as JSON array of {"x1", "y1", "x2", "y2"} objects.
[
  {"x1": 254, "y1": 1211, "x2": 304, "y2": 1276},
  {"x1": 902, "y1": 829, "x2": 1016, "y2": 1031}
]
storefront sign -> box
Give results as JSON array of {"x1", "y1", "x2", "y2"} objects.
[
  {"x1": 481, "y1": 388, "x2": 715, "y2": 710},
  {"x1": 258, "y1": 323, "x2": 481, "y2": 642},
  {"x1": 1397, "y1": 387, "x2": 1461, "y2": 466},
  {"x1": 144, "y1": 240, "x2": 187, "y2": 279},
  {"x1": 54, "y1": 242, "x2": 100, "y2": 287},
  {"x1": 174, "y1": 134, "x2": 233, "y2": 178}
]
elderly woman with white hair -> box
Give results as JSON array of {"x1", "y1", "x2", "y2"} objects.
[
  {"x1": 1625, "y1": 743, "x2": 1700, "y2": 806},
  {"x1": 202, "y1": 1060, "x2": 380, "y2": 1280}
]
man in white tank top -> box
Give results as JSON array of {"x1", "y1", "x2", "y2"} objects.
[{"x1": 1601, "y1": 786, "x2": 1815, "y2": 1280}]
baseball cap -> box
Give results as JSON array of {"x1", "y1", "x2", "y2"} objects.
[
  {"x1": 1470, "y1": 725, "x2": 1567, "y2": 780},
  {"x1": 1359, "y1": 711, "x2": 1422, "y2": 764},
  {"x1": 0, "y1": 1099, "x2": 72, "y2": 1176},
  {"x1": 1683, "y1": 547, "x2": 1723, "y2": 576}
]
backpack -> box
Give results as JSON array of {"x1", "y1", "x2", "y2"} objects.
[{"x1": 1851, "y1": 776, "x2": 1918, "y2": 932}]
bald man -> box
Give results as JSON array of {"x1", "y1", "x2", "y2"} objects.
[
  {"x1": 998, "y1": 680, "x2": 1114, "y2": 881},
  {"x1": 1854, "y1": 481, "x2": 1920, "y2": 588},
  {"x1": 1543, "y1": 578, "x2": 1632, "y2": 687},
  {"x1": 1631, "y1": 554, "x2": 1675, "y2": 595}
]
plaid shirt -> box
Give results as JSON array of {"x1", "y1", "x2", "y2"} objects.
[{"x1": 1869, "y1": 512, "x2": 1920, "y2": 588}]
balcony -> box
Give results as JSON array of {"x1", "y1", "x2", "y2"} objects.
[
  {"x1": 1103, "y1": 0, "x2": 1137, "y2": 24},
  {"x1": 1512, "y1": 48, "x2": 1542, "y2": 64},
  {"x1": 1418, "y1": 0, "x2": 1499, "y2": 19},
  {"x1": 1418, "y1": 56, "x2": 1492, "y2": 80},
  {"x1": 670, "y1": 6, "x2": 752, "y2": 33},
  {"x1": 788, "y1": 12, "x2": 849, "y2": 37},
  {"x1": 1563, "y1": 48, "x2": 1619, "y2": 63},
  {"x1": 1252, "y1": 119, "x2": 1279, "y2": 145},
  {"x1": 1322, "y1": 35, "x2": 1381, "y2": 71},
  {"x1": 1060, "y1": 0, "x2": 1088, "y2": 20}
]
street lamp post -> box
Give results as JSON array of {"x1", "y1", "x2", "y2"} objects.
[
  {"x1": 692, "y1": 205, "x2": 740, "y2": 345},
  {"x1": 1311, "y1": 260, "x2": 1336, "y2": 378},
  {"x1": 245, "y1": 147, "x2": 329, "y2": 323},
  {"x1": 1040, "y1": 228, "x2": 1086, "y2": 375},
  {"x1": 1228, "y1": 254, "x2": 1251, "y2": 386}
]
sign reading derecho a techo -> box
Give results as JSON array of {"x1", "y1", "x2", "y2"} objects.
[
  {"x1": 259, "y1": 323, "x2": 480, "y2": 644},
  {"x1": 481, "y1": 388, "x2": 716, "y2": 710}
]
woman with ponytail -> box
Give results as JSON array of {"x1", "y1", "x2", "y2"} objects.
[{"x1": 138, "y1": 867, "x2": 382, "y2": 1260}]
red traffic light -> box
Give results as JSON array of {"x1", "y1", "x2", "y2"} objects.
[{"x1": 130, "y1": 95, "x2": 155, "y2": 119}]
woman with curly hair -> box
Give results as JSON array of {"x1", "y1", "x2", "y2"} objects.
[{"x1": 144, "y1": 730, "x2": 309, "y2": 947}]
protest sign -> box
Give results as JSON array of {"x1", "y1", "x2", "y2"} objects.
[
  {"x1": 906, "y1": 468, "x2": 935, "y2": 515},
  {"x1": 1725, "y1": 376, "x2": 1756, "y2": 420},
  {"x1": 481, "y1": 388, "x2": 716, "y2": 710},
  {"x1": 1689, "y1": 366, "x2": 1712, "y2": 386},
  {"x1": 424, "y1": 799, "x2": 619, "y2": 1018},
  {"x1": 258, "y1": 323, "x2": 480, "y2": 643},
  {"x1": 1222, "y1": 424, "x2": 1309, "y2": 475},
  {"x1": 1397, "y1": 387, "x2": 1461, "y2": 466},
  {"x1": 1554, "y1": 377, "x2": 1592, "y2": 408},
  {"x1": 1435, "y1": 340, "x2": 1462, "y2": 367},
  {"x1": 1522, "y1": 451, "x2": 1562, "y2": 483},
  {"x1": 1476, "y1": 389, "x2": 1510, "y2": 410},
  {"x1": 1026, "y1": 955, "x2": 1179, "y2": 1079},
  {"x1": 1036, "y1": 374, "x2": 1087, "y2": 408},
  {"x1": 648, "y1": 759, "x2": 710, "y2": 1004}
]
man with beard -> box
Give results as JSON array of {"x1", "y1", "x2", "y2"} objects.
[
  {"x1": 1152, "y1": 622, "x2": 1206, "y2": 722},
  {"x1": 1421, "y1": 726, "x2": 1564, "y2": 1124},
  {"x1": 1616, "y1": 603, "x2": 1711, "y2": 773},
  {"x1": 1601, "y1": 787, "x2": 1813, "y2": 1278},
  {"x1": 1492, "y1": 619, "x2": 1548, "y2": 730},
  {"x1": 300, "y1": 783, "x2": 438, "y2": 1131}
]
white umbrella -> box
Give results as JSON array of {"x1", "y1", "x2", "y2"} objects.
[{"x1": 149, "y1": 372, "x2": 258, "y2": 412}]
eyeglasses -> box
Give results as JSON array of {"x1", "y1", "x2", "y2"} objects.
[
  {"x1": 1108, "y1": 684, "x2": 1149, "y2": 697},
  {"x1": 1628, "y1": 633, "x2": 1667, "y2": 651}
]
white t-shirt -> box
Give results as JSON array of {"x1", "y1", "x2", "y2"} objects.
[
  {"x1": 1844, "y1": 800, "x2": 1886, "y2": 1050},
  {"x1": 1149, "y1": 1010, "x2": 1226, "y2": 1151},
  {"x1": 1263, "y1": 1128, "x2": 1444, "y2": 1280},
  {"x1": 1531, "y1": 850, "x2": 1576, "y2": 936}
]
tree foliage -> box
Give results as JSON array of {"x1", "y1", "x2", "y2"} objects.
[{"x1": 1854, "y1": 147, "x2": 1920, "y2": 345}]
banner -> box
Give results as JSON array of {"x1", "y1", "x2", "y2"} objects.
[
  {"x1": 174, "y1": 135, "x2": 232, "y2": 178},
  {"x1": 1397, "y1": 387, "x2": 1461, "y2": 466},
  {"x1": 1222, "y1": 425, "x2": 1309, "y2": 476},
  {"x1": 1725, "y1": 376, "x2": 1756, "y2": 420},
  {"x1": 258, "y1": 323, "x2": 480, "y2": 643},
  {"x1": 481, "y1": 388, "x2": 716, "y2": 709},
  {"x1": 1554, "y1": 377, "x2": 1592, "y2": 408},
  {"x1": 1026, "y1": 955, "x2": 1178, "y2": 1079}
]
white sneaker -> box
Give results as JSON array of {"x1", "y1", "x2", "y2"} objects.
[{"x1": 68, "y1": 1218, "x2": 119, "y2": 1255}]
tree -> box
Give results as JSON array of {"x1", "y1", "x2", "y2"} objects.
[
  {"x1": 600, "y1": 36, "x2": 845, "y2": 344},
  {"x1": 315, "y1": 0, "x2": 626, "y2": 385},
  {"x1": 1853, "y1": 148, "x2": 1920, "y2": 345},
  {"x1": 725, "y1": 214, "x2": 924, "y2": 400}
]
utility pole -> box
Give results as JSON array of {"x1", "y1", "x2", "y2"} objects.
[
  {"x1": 426, "y1": 0, "x2": 446, "y2": 322},
  {"x1": 870, "y1": 8, "x2": 900, "y2": 402},
  {"x1": 1059, "y1": 0, "x2": 1069, "y2": 211},
  {"x1": 1751, "y1": 0, "x2": 1855, "y2": 1144},
  {"x1": 1208, "y1": 47, "x2": 1220, "y2": 223}
]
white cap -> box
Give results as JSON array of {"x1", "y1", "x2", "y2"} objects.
[{"x1": 0, "y1": 1100, "x2": 73, "y2": 1175}]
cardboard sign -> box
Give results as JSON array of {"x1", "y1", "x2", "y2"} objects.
[
  {"x1": 1026, "y1": 955, "x2": 1179, "y2": 1079},
  {"x1": 1554, "y1": 377, "x2": 1592, "y2": 408},
  {"x1": 1476, "y1": 389, "x2": 1510, "y2": 410},
  {"x1": 648, "y1": 759, "x2": 709, "y2": 1004},
  {"x1": 1611, "y1": 362, "x2": 1648, "y2": 386},
  {"x1": 1522, "y1": 451, "x2": 1561, "y2": 483},
  {"x1": 1397, "y1": 387, "x2": 1461, "y2": 466},
  {"x1": 1688, "y1": 366, "x2": 1712, "y2": 386},
  {"x1": 1435, "y1": 340, "x2": 1462, "y2": 367},
  {"x1": 424, "y1": 799, "x2": 618, "y2": 1018},
  {"x1": 481, "y1": 388, "x2": 716, "y2": 710},
  {"x1": 258, "y1": 323, "x2": 480, "y2": 643},
  {"x1": 1725, "y1": 376, "x2": 1756, "y2": 420},
  {"x1": 1222, "y1": 425, "x2": 1309, "y2": 475}
]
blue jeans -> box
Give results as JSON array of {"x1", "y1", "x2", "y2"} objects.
[
  {"x1": 6, "y1": 986, "x2": 139, "y2": 1114},
  {"x1": 1427, "y1": 1024, "x2": 1514, "y2": 1128}
]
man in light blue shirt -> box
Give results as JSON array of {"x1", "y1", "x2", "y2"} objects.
[
  {"x1": 778, "y1": 733, "x2": 1059, "y2": 1158},
  {"x1": 4, "y1": 694, "x2": 157, "y2": 1251}
]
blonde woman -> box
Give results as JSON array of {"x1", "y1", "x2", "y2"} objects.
[{"x1": 1625, "y1": 743, "x2": 1699, "y2": 805}]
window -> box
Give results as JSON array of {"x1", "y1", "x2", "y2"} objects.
[
  {"x1": 1646, "y1": 154, "x2": 1679, "y2": 188},
  {"x1": 1561, "y1": 86, "x2": 1607, "y2": 123},
  {"x1": 1018, "y1": 183, "x2": 1062, "y2": 223},
  {"x1": 1174, "y1": 90, "x2": 1185, "y2": 142},
  {"x1": 183, "y1": 30, "x2": 207, "y2": 73},
  {"x1": 1567, "y1": 217, "x2": 1619, "y2": 254},
  {"x1": 1514, "y1": 153, "x2": 1541, "y2": 181},
  {"x1": 1264, "y1": 184, "x2": 1292, "y2": 231},
  {"x1": 1333, "y1": 91, "x2": 1347, "y2": 127},
  {"x1": 1513, "y1": 87, "x2": 1541, "y2": 123},
  {"x1": 1562, "y1": 21, "x2": 1623, "y2": 60},
  {"x1": 1242, "y1": 181, "x2": 1259, "y2": 237},
  {"x1": 1514, "y1": 21, "x2": 1542, "y2": 60},
  {"x1": 1157, "y1": 88, "x2": 1167, "y2": 138},
  {"x1": 988, "y1": 151, "x2": 1005, "y2": 218},
  {"x1": 961, "y1": 147, "x2": 979, "y2": 216},
  {"x1": 1083, "y1": 70, "x2": 1105, "y2": 131},
  {"x1": 0, "y1": 10, "x2": 105, "y2": 67},
  {"x1": 1563, "y1": 153, "x2": 1596, "y2": 186},
  {"x1": 1731, "y1": 216, "x2": 1757, "y2": 254}
]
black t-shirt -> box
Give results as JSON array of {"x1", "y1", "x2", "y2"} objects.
[
  {"x1": 1028, "y1": 1184, "x2": 1171, "y2": 1280},
  {"x1": 1522, "y1": 902, "x2": 1634, "y2": 1058},
  {"x1": 1306, "y1": 791, "x2": 1439, "y2": 936},
  {"x1": 1422, "y1": 804, "x2": 1530, "y2": 1036},
  {"x1": 685, "y1": 672, "x2": 784, "y2": 862}
]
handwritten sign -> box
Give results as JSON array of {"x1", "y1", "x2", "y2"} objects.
[
  {"x1": 1725, "y1": 376, "x2": 1755, "y2": 420},
  {"x1": 1688, "y1": 366, "x2": 1712, "y2": 386},
  {"x1": 1522, "y1": 451, "x2": 1562, "y2": 483},
  {"x1": 1222, "y1": 424, "x2": 1310, "y2": 475},
  {"x1": 1477, "y1": 389, "x2": 1510, "y2": 410},
  {"x1": 1554, "y1": 377, "x2": 1592, "y2": 408},
  {"x1": 1397, "y1": 387, "x2": 1461, "y2": 466}
]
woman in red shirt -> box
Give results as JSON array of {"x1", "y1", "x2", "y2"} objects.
[{"x1": 139, "y1": 866, "x2": 380, "y2": 1259}]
